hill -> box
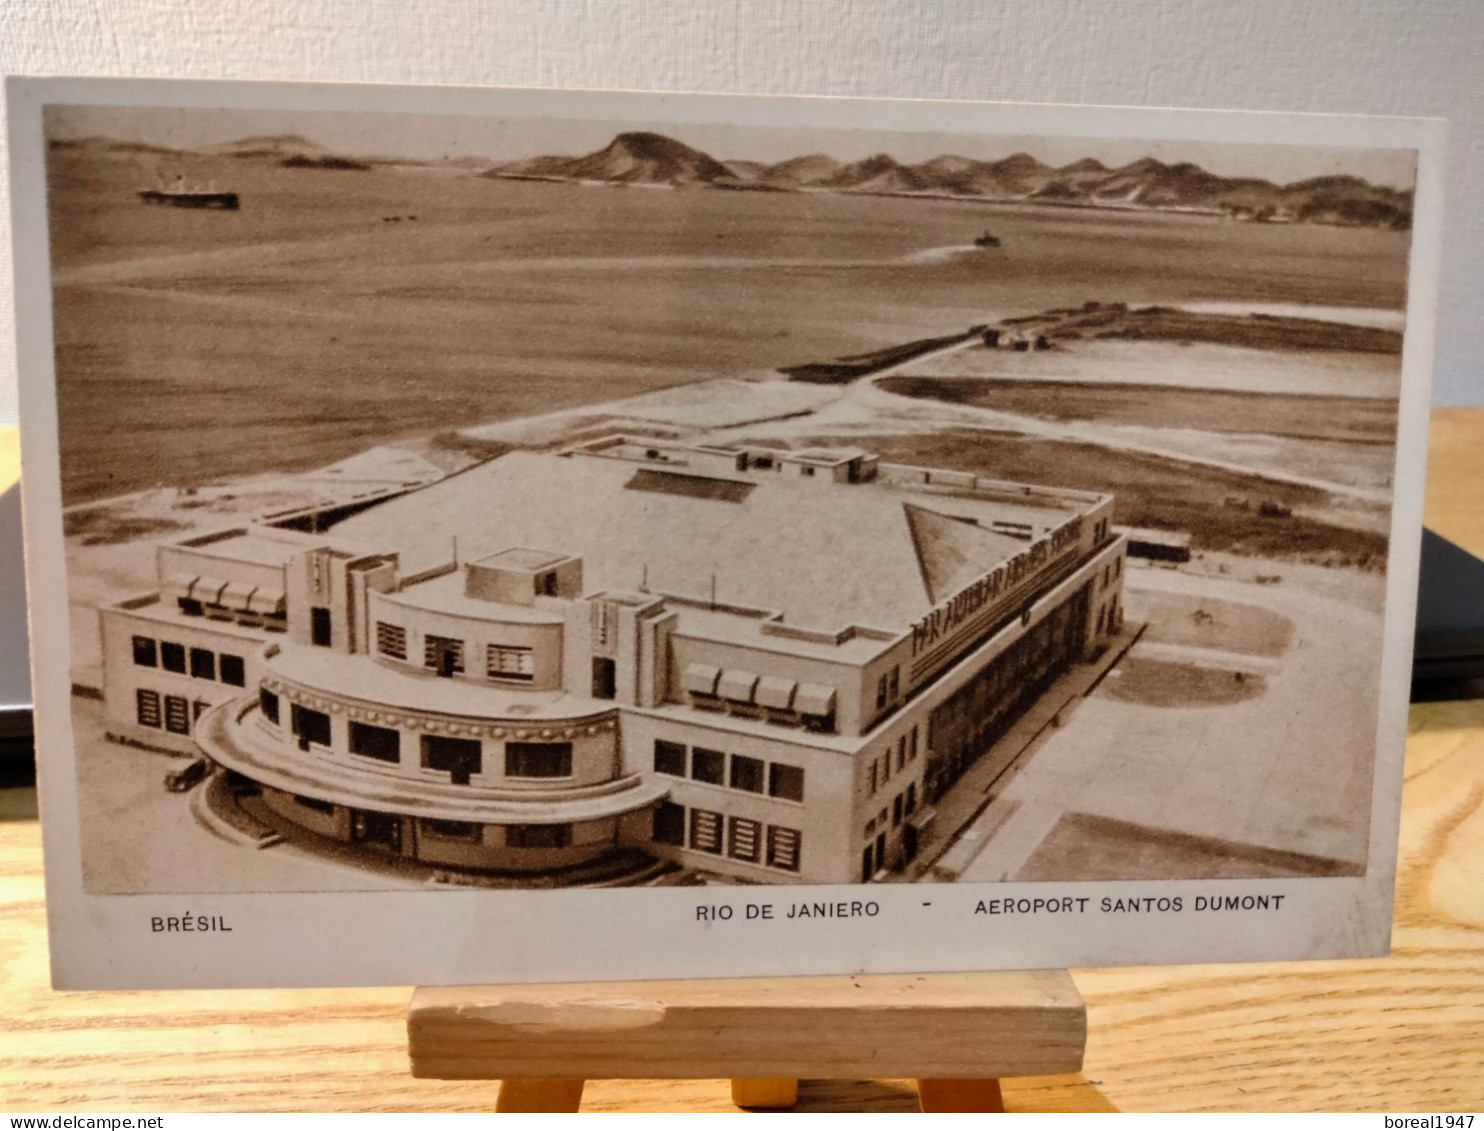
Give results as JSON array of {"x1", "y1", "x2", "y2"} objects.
[{"x1": 483, "y1": 131, "x2": 1411, "y2": 228}]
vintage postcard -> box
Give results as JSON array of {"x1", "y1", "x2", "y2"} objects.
[{"x1": 7, "y1": 78, "x2": 1441, "y2": 988}]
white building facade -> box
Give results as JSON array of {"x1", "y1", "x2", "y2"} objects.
[{"x1": 99, "y1": 438, "x2": 1126, "y2": 885}]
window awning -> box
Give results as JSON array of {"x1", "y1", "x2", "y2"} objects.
[
  {"x1": 755, "y1": 676, "x2": 797, "y2": 711},
  {"x1": 247, "y1": 587, "x2": 286, "y2": 615},
  {"x1": 795, "y1": 682, "x2": 836, "y2": 718},
  {"x1": 716, "y1": 669, "x2": 759, "y2": 704},
  {"x1": 681, "y1": 663, "x2": 721, "y2": 696},
  {"x1": 191, "y1": 576, "x2": 231, "y2": 604},
  {"x1": 220, "y1": 581, "x2": 257, "y2": 611}
]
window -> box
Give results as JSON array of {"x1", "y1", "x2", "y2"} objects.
[
  {"x1": 178, "y1": 597, "x2": 203, "y2": 617},
  {"x1": 160, "y1": 642, "x2": 186, "y2": 674},
  {"x1": 259, "y1": 688, "x2": 280, "y2": 724},
  {"x1": 691, "y1": 747, "x2": 725, "y2": 786},
  {"x1": 876, "y1": 672, "x2": 889, "y2": 709},
  {"x1": 350, "y1": 721, "x2": 400, "y2": 763},
  {"x1": 730, "y1": 754, "x2": 764, "y2": 794},
  {"x1": 769, "y1": 763, "x2": 804, "y2": 803},
  {"x1": 868, "y1": 759, "x2": 878, "y2": 794},
  {"x1": 896, "y1": 735, "x2": 906, "y2": 772},
  {"x1": 689, "y1": 808, "x2": 723, "y2": 854},
  {"x1": 311, "y1": 606, "x2": 332, "y2": 648},
  {"x1": 766, "y1": 825, "x2": 802, "y2": 872},
  {"x1": 653, "y1": 740, "x2": 687, "y2": 776},
  {"x1": 291, "y1": 703, "x2": 332, "y2": 749},
  {"x1": 421, "y1": 818, "x2": 480, "y2": 842},
  {"x1": 131, "y1": 636, "x2": 157, "y2": 668},
  {"x1": 425, "y1": 634, "x2": 464, "y2": 677},
  {"x1": 728, "y1": 816, "x2": 762, "y2": 863},
  {"x1": 190, "y1": 647, "x2": 216, "y2": 681},
  {"x1": 505, "y1": 742, "x2": 572, "y2": 779},
  {"x1": 219, "y1": 654, "x2": 246, "y2": 687},
  {"x1": 422, "y1": 735, "x2": 482, "y2": 784},
  {"x1": 506, "y1": 824, "x2": 571, "y2": 849},
  {"x1": 164, "y1": 695, "x2": 190, "y2": 735},
  {"x1": 909, "y1": 726, "x2": 919, "y2": 761},
  {"x1": 487, "y1": 645, "x2": 534, "y2": 681},
  {"x1": 591, "y1": 656, "x2": 616, "y2": 699},
  {"x1": 888, "y1": 667, "x2": 899, "y2": 702},
  {"x1": 879, "y1": 751, "x2": 891, "y2": 786},
  {"x1": 293, "y1": 794, "x2": 335, "y2": 814},
  {"x1": 653, "y1": 801, "x2": 685, "y2": 846},
  {"x1": 376, "y1": 622, "x2": 407, "y2": 660},
  {"x1": 536, "y1": 572, "x2": 558, "y2": 597},
  {"x1": 906, "y1": 783, "x2": 917, "y2": 816},
  {"x1": 135, "y1": 689, "x2": 161, "y2": 728},
  {"x1": 892, "y1": 794, "x2": 903, "y2": 827},
  {"x1": 192, "y1": 699, "x2": 208, "y2": 722},
  {"x1": 1115, "y1": 557, "x2": 1122, "y2": 578}
]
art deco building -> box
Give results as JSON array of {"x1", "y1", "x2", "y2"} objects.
[{"x1": 99, "y1": 437, "x2": 1127, "y2": 884}]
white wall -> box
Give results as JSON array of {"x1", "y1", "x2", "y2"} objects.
[{"x1": 3, "y1": 0, "x2": 1482, "y2": 420}]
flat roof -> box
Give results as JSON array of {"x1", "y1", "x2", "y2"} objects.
[
  {"x1": 335, "y1": 443, "x2": 1103, "y2": 635},
  {"x1": 381, "y1": 570, "x2": 566, "y2": 624}
]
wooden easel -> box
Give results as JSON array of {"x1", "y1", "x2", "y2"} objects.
[{"x1": 406, "y1": 970, "x2": 1086, "y2": 1113}]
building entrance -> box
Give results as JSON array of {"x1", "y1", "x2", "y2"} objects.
[{"x1": 353, "y1": 810, "x2": 403, "y2": 853}]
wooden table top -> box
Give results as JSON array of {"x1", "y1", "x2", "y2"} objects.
[{"x1": 1, "y1": 409, "x2": 1481, "y2": 1113}]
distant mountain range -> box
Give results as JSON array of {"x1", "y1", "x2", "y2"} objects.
[
  {"x1": 486, "y1": 131, "x2": 1413, "y2": 229},
  {"x1": 50, "y1": 128, "x2": 1412, "y2": 229}
]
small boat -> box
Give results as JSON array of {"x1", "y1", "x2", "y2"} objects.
[
  {"x1": 138, "y1": 174, "x2": 239, "y2": 211},
  {"x1": 973, "y1": 232, "x2": 1001, "y2": 248}
]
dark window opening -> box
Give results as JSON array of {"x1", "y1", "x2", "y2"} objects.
[
  {"x1": 291, "y1": 704, "x2": 332, "y2": 750},
  {"x1": 259, "y1": 688, "x2": 280, "y2": 724},
  {"x1": 506, "y1": 823, "x2": 571, "y2": 848},
  {"x1": 177, "y1": 598, "x2": 203, "y2": 617},
  {"x1": 652, "y1": 801, "x2": 685, "y2": 845},
  {"x1": 504, "y1": 741, "x2": 572, "y2": 779},
  {"x1": 769, "y1": 763, "x2": 805, "y2": 803},
  {"x1": 536, "y1": 572, "x2": 558, "y2": 597},
  {"x1": 421, "y1": 818, "x2": 480, "y2": 842},
  {"x1": 653, "y1": 740, "x2": 687, "y2": 776},
  {"x1": 691, "y1": 747, "x2": 725, "y2": 785},
  {"x1": 160, "y1": 642, "x2": 186, "y2": 674},
  {"x1": 131, "y1": 636, "x2": 158, "y2": 667},
  {"x1": 352, "y1": 810, "x2": 401, "y2": 851},
  {"x1": 591, "y1": 656, "x2": 617, "y2": 699},
  {"x1": 189, "y1": 647, "x2": 216, "y2": 681},
  {"x1": 219, "y1": 653, "x2": 246, "y2": 687},
  {"x1": 349, "y1": 721, "x2": 400, "y2": 763},
  {"x1": 892, "y1": 794, "x2": 903, "y2": 828},
  {"x1": 310, "y1": 606, "x2": 332, "y2": 648},
  {"x1": 730, "y1": 754, "x2": 764, "y2": 794},
  {"x1": 422, "y1": 735, "x2": 482, "y2": 785}
]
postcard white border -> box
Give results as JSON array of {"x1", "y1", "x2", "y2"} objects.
[{"x1": 5, "y1": 77, "x2": 1443, "y2": 989}]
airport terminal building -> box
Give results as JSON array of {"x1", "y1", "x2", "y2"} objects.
[{"x1": 99, "y1": 436, "x2": 1126, "y2": 884}]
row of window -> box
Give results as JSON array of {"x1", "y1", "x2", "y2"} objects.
[
  {"x1": 177, "y1": 597, "x2": 285, "y2": 632},
  {"x1": 286, "y1": 796, "x2": 575, "y2": 848},
  {"x1": 864, "y1": 782, "x2": 918, "y2": 839},
  {"x1": 868, "y1": 725, "x2": 921, "y2": 795},
  {"x1": 135, "y1": 689, "x2": 206, "y2": 735},
  {"x1": 651, "y1": 801, "x2": 801, "y2": 872},
  {"x1": 874, "y1": 665, "x2": 901, "y2": 711},
  {"x1": 375, "y1": 622, "x2": 536, "y2": 683},
  {"x1": 260, "y1": 691, "x2": 573, "y2": 783},
  {"x1": 133, "y1": 635, "x2": 246, "y2": 687},
  {"x1": 652, "y1": 740, "x2": 804, "y2": 803}
]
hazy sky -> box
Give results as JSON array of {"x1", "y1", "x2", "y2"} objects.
[{"x1": 47, "y1": 105, "x2": 1418, "y2": 189}]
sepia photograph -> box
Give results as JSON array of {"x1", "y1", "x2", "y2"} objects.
[{"x1": 8, "y1": 80, "x2": 1441, "y2": 987}]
